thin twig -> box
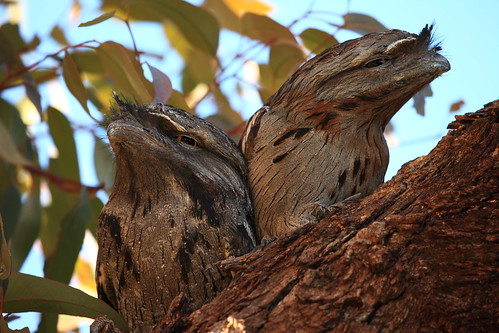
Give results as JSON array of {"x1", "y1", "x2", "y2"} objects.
[{"x1": 0, "y1": 40, "x2": 100, "y2": 90}]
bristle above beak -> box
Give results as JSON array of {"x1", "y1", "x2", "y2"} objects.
[{"x1": 418, "y1": 24, "x2": 442, "y2": 52}]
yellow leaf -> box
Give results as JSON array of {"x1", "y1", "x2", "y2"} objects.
[
  {"x1": 450, "y1": 100, "x2": 465, "y2": 113},
  {"x1": 224, "y1": 0, "x2": 273, "y2": 16},
  {"x1": 74, "y1": 256, "x2": 97, "y2": 294}
]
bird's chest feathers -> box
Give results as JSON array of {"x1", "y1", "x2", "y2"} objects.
[{"x1": 252, "y1": 114, "x2": 389, "y2": 199}]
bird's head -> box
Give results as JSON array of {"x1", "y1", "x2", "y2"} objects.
[
  {"x1": 104, "y1": 96, "x2": 248, "y2": 181},
  {"x1": 267, "y1": 25, "x2": 450, "y2": 130}
]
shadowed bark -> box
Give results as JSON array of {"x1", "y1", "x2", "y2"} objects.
[{"x1": 154, "y1": 100, "x2": 498, "y2": 333}]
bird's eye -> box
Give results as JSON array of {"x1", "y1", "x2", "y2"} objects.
[
  {"x1": 175, "y1": 135, "x2": 198, "y2": 147},
  {"x1": 365, "y1": 58, "x2": 388, "y2": 68}
]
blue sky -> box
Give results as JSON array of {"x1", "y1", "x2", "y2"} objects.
[{"x1": 2, "y1": 0, "x2": 498, "y2": 331}]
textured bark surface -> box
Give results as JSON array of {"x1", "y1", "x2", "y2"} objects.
[{"x1": 155, "y1": 100, "x2": 498, "y2": 333}]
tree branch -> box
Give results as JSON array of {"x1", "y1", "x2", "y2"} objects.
[{"x1": 155, "y1": 100, "x2": 498, "y2": 333}]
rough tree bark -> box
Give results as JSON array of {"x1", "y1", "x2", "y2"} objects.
[{"x1": 154, "y1": 100, "x2": 498, "y2": 333}]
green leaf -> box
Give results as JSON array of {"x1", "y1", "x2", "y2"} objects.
[
  {"x1": 87, "y1": 197, "x2": 104, "y2": 238},
  {"x1": 0, "y1": 185, "x2": 21, "y2": 242},
  {"x1": 22, "y1": 73, "x2": 43, "y2": 118},
  {"x1": 182, "y1": 49, "x2": 215, "y2": 94},
  {"x1": 30, "y1": 68, "x2": 58, "y2": 85},
  {"x1": 258, "y1": 63, "x2": 280, "y2": 102},
  {"x1": 0, "y1": 316, "x2": 29, "y2": 333},
  {"x1": 168, "y1": 89, "x2": 191, "y2": 113},
  {"x1": 242, "y1": 13, "x2": 297, "y2": 45},
  {"x1": 125, "y1": 0, "x2": 219, "y2": 56},
  {"x1": 0, "y1": 23, "x2": 25, "y2": 70},
  {"x1": 43, "y1": 190, "x2": 91, "y2": 284},
  {"x1": 79, "y1": 10, "x2": 116, "y2": 27},
  {"x1": 72, "y1": 51, "x2": 104, "y2": 74},
  {"x1": 47, "y1": 107, "x2": 79, "y2": 181},
  {"x1": 96, "y1": 41, "x2": 154, "y2": 104},
  {"x1": 62, "y1": 52, "x2": 90, "y2": 113},
  {"x1": 342, "y1": 13, "x2": 389, "y2": 35},
  {"x1": 9, "y1": 187, "x2": 41, "y2": 272},
  {"x1": 0, "y1": 214, "x2": 12, "y2": 281},
  {"x1": 40, "y1": 170, "x2": 78, "y2": 270},
  {"x1": 163, "y1": 20, "x2": 192, "y2": 60},
  {"x1": 50, "y1": 25, "x2": 69, "y2": 45},
  {"x1": 0, "y1": 121, "x2": 31, "y2": 166},
  {"x1": 269, "y1": 44, "x2": 304, "y2": 79},
  {"x1": 37, "y1": 314, "x2": 57, "y2": 333},
  {"x1": 4, "y1": 272, "x2": 128, "y2": 331},
  {"x1": 93, "y1": 136, "x2": 115, "y2": 190},
  {"x1": 300, "y1": 28, "x2": 338, "y2": 54},
  {"x1": 211, "y1": 84, "x2": 244, "y2": 125},
  {"x1": 203, "y1": 0, "x2": 241, "y2": 32},
  {"x1": 0, "y1": 213, "x2": 12, "y2": 317}
]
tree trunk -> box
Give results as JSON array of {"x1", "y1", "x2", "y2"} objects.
[{"x1": 155, "y1": 100, "x2": 498, "y2": 333}]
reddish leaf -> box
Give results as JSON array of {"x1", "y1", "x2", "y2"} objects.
[
  {"x1": 450, "y1": 100, "x2": 465, "y2": 113},
  {"x1": 147, "y1": 63, "x2": 173, "y2": 104},
  {"x1": 413, "y1": 84, "x2": 433, "y2": 116}
]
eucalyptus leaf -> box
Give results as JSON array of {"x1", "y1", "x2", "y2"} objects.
[
  {"x1": 126, "y1": 0, "x2": 219, "y2": 56},
  {"x1": 300, "y1": 28, "x2": 338, "y2": 54},
  {"x1": 342, "y1": 13, "x2": 389, "y2": 35},
  {"x1": 96, "y1": 41, "x2": 154, "y2": 104},
  {"x1": 413, "y1": 84, "x2": 433, "y2": 116},
  {"x1": 0, "y1": 121, "x2": 31, "y2": 166},
  {"x1": 148, "y1": 63, "x2": 173, "y2": 104},
  {"x1": 93, "y1": 136, "x2": 115, "y2": 190},
  {"x1": 50, "y1": 25, "x2": 69, "y2": 45},
  {"x1": 79, "y1": 10, "x2": 116, "y2": 27},
  {"x1": 47, "y1": 107, "x2": 79, "y2": 181},
  {"x1": 9, "y1": 187, "x2": 41, "y2": 272},
  {"x1": 22, "y1": 74, "x2": 43, "y2": 118},
  {"x1": 63, "y1": 51, "x2": 90, "y2": 113},
  {"x1": 0, "y1": 214, "x2": 12, "y2": 281},
  {"x1": 4, "y1": 272, "x2": 127, "y2": 331},
  {"x1": 269, "y1": 44, "x2": 305, "y2": 79},
  {"x1": 43, "y1": 190, "x2": 91, "y2": 284},
  {"x1": 242, "y1": 13, "x2": 297, "y2": 45}
]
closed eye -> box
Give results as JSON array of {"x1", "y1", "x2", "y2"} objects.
[
  {"x1": 175, "y1": 135, "x2": 198, "y2": 147},
  {"x1": 365, "y1": 58, "x2": 389, "y2": 68}
]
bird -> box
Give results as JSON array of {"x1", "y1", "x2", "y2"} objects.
[
  {"x1": 240, "y1": 24, "x2": 450, "y2": 238},
  {"x1": 95, "y1": 96, "x2": 257, "y2": 332}
]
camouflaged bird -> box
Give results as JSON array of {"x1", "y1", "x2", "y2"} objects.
[
  {"x1": 95, "y1": 98, "x2": 257, "y2": 332},
  {"x1": 240, "y1": 25, "x2": 450, "y2": 238}
]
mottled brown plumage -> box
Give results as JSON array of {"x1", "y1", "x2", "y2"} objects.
[
  {"x1": 240, "y1": 25, "x2": 450, "y2": 238},
  {"x1": 95, "y1": 98, "x2": 257, "y2": 332}
]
